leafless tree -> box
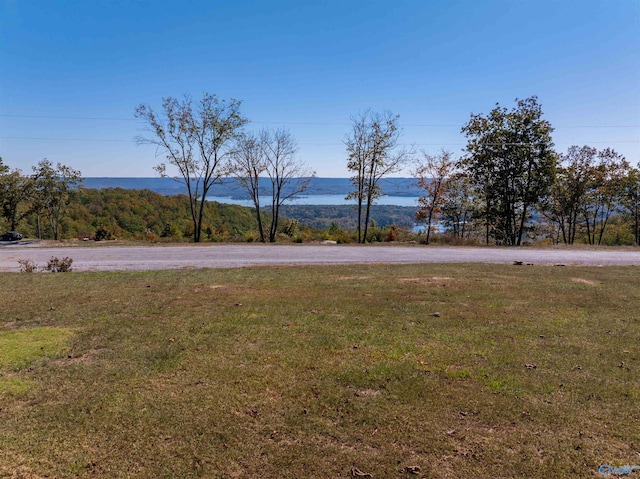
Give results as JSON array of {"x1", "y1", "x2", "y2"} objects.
[
  {"x1": 233, "y1": 131, "x2": 268, "y2": 241},
  {"x1": 233, "y1": 128, "x2": 314, "y2": 242}
]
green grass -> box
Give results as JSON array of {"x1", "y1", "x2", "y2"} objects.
[
  {"x1": 0, "y1": 327, "x2": 74, "y2": 399},
  {"x1": 0, "y1": 327, "x2": 74, "y2": 370},
  {"x1": 0, "y1": 264, "x2": 638, "y2": 478}
]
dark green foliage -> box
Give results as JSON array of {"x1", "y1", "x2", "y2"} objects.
[
  {"x1": 31, "y1": 160, "x2": 82, "y2": 240},
  {"x1": 94, "y1": 227, "x2": 112, "y2": 241},
  {"x1": 160, "y1": 222, "x2": 182, "y2": 239},
  {"x1": 0, "y1": 170, "x2": 31, "y2": 231},
  {"x1": 461, "y1": 96, "x2": 557, "y2": 245}
]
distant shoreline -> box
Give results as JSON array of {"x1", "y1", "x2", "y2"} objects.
[{"x1": 80, "y1": 177, "x2": 424, "y2": 199}]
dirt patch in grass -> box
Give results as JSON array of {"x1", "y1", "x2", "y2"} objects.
[
  {"x1": 398, "y1": 276, "x2": 453, "y2": 282},
  {"x1": 571, "y1": 277, "x2": 600, "y2": 286},
  {"x1": 51, "y1": 347, "x2": 111, "y2": 367},
  {"x1": 0, "y1": 464, "x2": 49, "y2": 479}
]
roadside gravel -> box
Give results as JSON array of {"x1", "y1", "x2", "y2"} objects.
[{"x1": 0, "y1": 243, "x2": 638, "y2": 272}]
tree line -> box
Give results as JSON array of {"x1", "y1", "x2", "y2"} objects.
[
  {"x1": 410, "y1": 97, "x2": 639, "y2": 246},
  {"x1": 337, "y1": 96, "x2": 638, "y2": 246},
  {"x1": 0, "y1": 158, "x2": 81, "y2": 240},
  {"x1": 2, "y1": 93, "x2": 638, "y2": 246}
]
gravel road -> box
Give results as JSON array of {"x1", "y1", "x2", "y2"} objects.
[{"x1": 0, "y1": 243, "x2": 638, "y2": 272}]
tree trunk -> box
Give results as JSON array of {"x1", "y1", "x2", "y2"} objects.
[
  {"x1": 425, "y1": 208, "x2": 434, "y2": 245},
  {"x1": 356, "y1": 196, "x2": 363, "y2": 243},
  {"x1": 517, "y1": 204, "x2": 528, "y2": 246},
  {"x1": 363, "y1": 194, "x2": 373, "y2": 243},
  {"x1": 195, "y1": 196, "x2": 206, "y2": 243},
  {"x1": 256, "y1": 207, "x2": 265, "y2": 243},
  {"x1": 269, "y1": 192, "x2": 280, "y2": 243},
  {"x1": 635, "y1": 196, "x2": 639, "y2": 246}
]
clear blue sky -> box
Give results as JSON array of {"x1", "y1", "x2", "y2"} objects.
[{"x1": 1, "y1": 0, "x2": 639, "y2": 177}]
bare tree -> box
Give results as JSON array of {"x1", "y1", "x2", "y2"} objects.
[
  {"x1": 261, "y1": 129, "x2": 314, "y2": 242},
  {"x1": 413, "y1": 149, "x2": 455, "y2": 244},
  {"x1": 135, "y1": 93, "x2": 248, "y2": 242},
  {"x1": 345, "y1": 110, "x2": 411, "y2": 243},
  {"x1": 233, "y1": 131, "x2": 268, "y2": 242},
  {"x1": 233, "y1": 128, "x2": 314, "y2": 242}
]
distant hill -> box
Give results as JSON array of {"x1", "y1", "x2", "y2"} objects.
[{"x1": 81, "y1": 177, "x2": 423, "y2": 198}]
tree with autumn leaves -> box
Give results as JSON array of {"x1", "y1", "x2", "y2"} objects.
[
  {"x1": 413, "y1": 150, "x2": 455, "y2": 244},
  {"x1": 414, "y1": 97, "x2": 638, "y2": 246}
]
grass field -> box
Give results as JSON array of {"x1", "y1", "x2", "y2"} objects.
[{"x1": 0, "y1": 264, "x2": 638, "y2": 478}]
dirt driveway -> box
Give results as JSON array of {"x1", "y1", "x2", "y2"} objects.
[{"x1": 0, "y1": 243, "x2": 638, "y2": 272}]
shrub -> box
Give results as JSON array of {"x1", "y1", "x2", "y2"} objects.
[
  {"x1": 279, "y1": 219, "x2": 300, "y2": 237},
  {"x1": 161, "y1": 223, "x2": 182, "y2": 239},
  {"x1": 94, "y1": 227, "x2": 112, "y2": 241},
  {"x1": 386, "y1": 224, "x2": 398, "y2": 242},
  {"x1": 17, "y1": 259, "x2": 38, "y2": 273},
  {"x1": 46, "y1": 257, "x2": 73, "y2": 273},
  {"x1": 335, "y1": 231, "x2": 355, "y2": 244}
]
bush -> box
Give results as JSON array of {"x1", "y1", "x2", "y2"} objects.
[
  {"x1": 17, "y1": 257, "x2": 74, "y2": 273},
  {"x1": 161, "y1": 223, "x2": 182, "y2": 239},
  {"x1": 279, "y1": 219, "x2": 300, "y2": 237},
  {"x1": 46, "y1": 257, "x2": 73, "y2": 273},
  {"x1": 94, "y1": 227, "x2": 112, "y2": 241},
  {"x1": 341, "y1": 231, "x2": 357, "y2": 243},
  {"x1": 17, "y1": 259, "x2": 38, "y2": 273},
  {"x1": 386, "y1": 224, "x2": 398, "y2": 242}
]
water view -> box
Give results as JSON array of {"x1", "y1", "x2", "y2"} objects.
[{"x1": 206, "y1": 194, "x2": 420, "y2": 207}]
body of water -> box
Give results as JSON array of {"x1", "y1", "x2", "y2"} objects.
[{"x1": 206, "y1": 194, "x2": 420, "y2": 207}]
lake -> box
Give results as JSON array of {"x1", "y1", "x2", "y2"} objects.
[{"x1": 206, "y1": 194, "x2": 420, "y2": 207}]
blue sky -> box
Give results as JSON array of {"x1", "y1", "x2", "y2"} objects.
[{"x1": 1, "y1": 0, "x2": 638, "y2": 177}]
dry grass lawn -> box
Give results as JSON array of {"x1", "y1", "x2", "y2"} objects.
[{"x1": 0, "y1": 263, "x2": 638, "y2": 478}]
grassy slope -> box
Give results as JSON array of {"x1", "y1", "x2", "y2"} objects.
[{"x1": 0, "y1": 264, "x2": 638, "y2": 478}]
